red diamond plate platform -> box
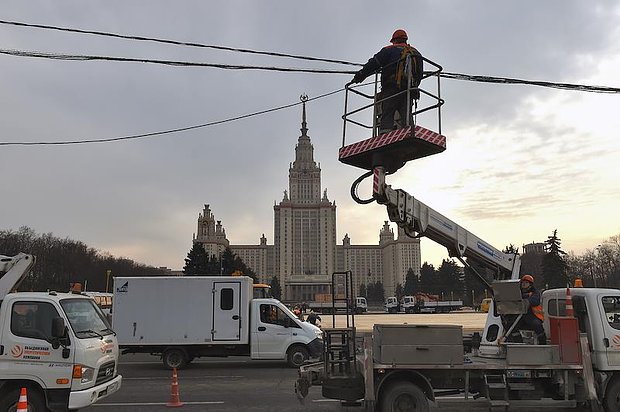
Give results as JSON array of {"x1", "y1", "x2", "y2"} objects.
[{"x1": 338, "y1": 125, "x2": 446, "y2": 173}]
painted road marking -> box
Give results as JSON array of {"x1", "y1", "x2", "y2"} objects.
[
  {"x1": 93, "y1": 401, "x2": 224, "y2": 407},
  {"x1": 123, "y1": 376, "x2": 243, "y2": 380}
]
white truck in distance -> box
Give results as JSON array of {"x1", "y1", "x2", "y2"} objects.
[
  {"x1": 400, "y1": 295, "x2": 464, "y2": 313},
  {"x1": 0, "y1": 253, "x2": 122, "y2": 411},
  {"x1": 385, "y1": 297, "x2": 399, "y2": 313},
  {"x1": 112, "y1": 276, "x2": 323, "y2": 369},
  {"x1": 308, "y1": 296, "x2": 367, "y2": 314}
]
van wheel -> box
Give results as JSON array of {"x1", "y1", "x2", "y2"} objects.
[
  {"x1": 287, "y1": 345, "x2": 309, "y2": 368},
  {"x1": 381, "y1": 381, "x2": 429, "y2": 412},
  {"x1": 605, "y1": 378, "x2": 620, "y2": 411},
  {"x1": 163, "y1": 348, "x2": 189, "y2": 370},
  {"x1": 0, "y1": 386, "x2": 48, "y2": 412}
]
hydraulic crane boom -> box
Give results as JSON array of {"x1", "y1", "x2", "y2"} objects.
[
  {"x1": 372, "y1": 166, "x2": 520, "y2": 287},
  {"x1": 0, "y1": 253, "x2": 36, "y2": 299}
]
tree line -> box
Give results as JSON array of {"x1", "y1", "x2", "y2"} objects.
[{"x1": 0, "y1": 226, "x2": 165, "y2": 292}]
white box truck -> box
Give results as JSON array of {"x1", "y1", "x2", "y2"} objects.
[
  {"x1": 113, "y1": 276, "x2": 323, "y2": 369},
  {"x1": 0, "y1": 253, "x2": 122, "y2": 411}
]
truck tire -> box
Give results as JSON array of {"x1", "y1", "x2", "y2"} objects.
[
  {"x1": 162, "y1": 348, "x2": 189, "y2": 370},
  {"x1": 604, "y1": 378, "x2": 620, "y2": 412},
  {"x1": 381, "y1": 381, "x2": 429, "y2": 412},
  {"x1": 0, "y1": 386, "x2": 48, "y2": 412},
  {"x1": 287, "y1": 345, "x2": 309, "y2": 368}
]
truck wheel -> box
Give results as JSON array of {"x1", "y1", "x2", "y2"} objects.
[
  {"x1": 381, "y1": 381, "x2": 429, "y2": 412},
  {"x1": 605, "y1": 378, "x2": 620, "y2": 411},
  {"x1": 0, "y1": 386, "x2": 48, "y2": 412},
  {"x1": 287, "y1": 345, "x2": 309, "y2": 368},
  {"x1": 162, "y1": 348, "x2": 189, "y2": 370}
]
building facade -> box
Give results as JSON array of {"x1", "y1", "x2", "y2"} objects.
[{"x1": 193, "y1": 101, "x2": 421, "y2": 301}]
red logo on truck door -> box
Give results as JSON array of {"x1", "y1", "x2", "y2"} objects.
[
  {"x1": 10, "y1": 344, "x2": 50, "y2": 359},
  {"x1": 11, "y1": 345, "x2": 24, "y2": 358}
]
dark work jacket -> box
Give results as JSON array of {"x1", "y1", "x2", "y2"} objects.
[
  {"x1": 522, "y1": 288, "x2": 544, "y2": 321},
  {"x1": 356, "y1": 42, "x2": 424, "y2": 90}
]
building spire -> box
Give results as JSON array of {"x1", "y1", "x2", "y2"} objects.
[{"x1": 300, "y1": 93, "x2": 308, "y2": 136}]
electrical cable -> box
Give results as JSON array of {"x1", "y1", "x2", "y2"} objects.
[
  {"x1": 0, "y1": 88, "x2": 343, "y2": 146},
  {"x1": 350, "y1": 171, "x2": 376, "y2": 205},
  {"x1": 442, "y1": 72, "x2": 620, "y2": 94},
  {"x1": 0, "y1": 49, "x2": 356, "y2": 74},
  {"x1": 0, "y1": 19, "x2": 363, "y2": 67},
  {"x1": 2, "y1": 20, "x2": 619, "y2": 93},
  {"x1": 2, "y1": 48, "x2": 619, "y2": 94}
]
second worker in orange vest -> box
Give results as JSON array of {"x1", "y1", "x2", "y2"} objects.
[{"x1": 519, "y1": 274, "x2": 546, "y2": 344}]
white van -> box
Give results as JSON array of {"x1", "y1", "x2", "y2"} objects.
[{"x1": 113, "y1": 276, "x2": 322, "y2": 369}]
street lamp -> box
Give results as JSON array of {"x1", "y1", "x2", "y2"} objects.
[{"x1": 105, "y1": 270, "x2": 112, "y2": 293}]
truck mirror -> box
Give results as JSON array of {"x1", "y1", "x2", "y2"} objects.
[
  {"x1": 51, "y1": 317, "x2": 66, "y2": 338},
  {"x1": 572, "y1": 296, "x2": 587, "y2": 315},
  {"x1": 284, "y1": 317, "x2": 292, "y2": 328}
]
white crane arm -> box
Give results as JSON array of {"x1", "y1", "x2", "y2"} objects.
[
  {"x1": 0, "y1": 253, "x2": 36, "y2": 299},
  {"x1": 373, "y1": 168, "x2": 520, "y2": 281}
]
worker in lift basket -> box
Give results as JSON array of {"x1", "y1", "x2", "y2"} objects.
[
  {"x1": 350, "y1": 29, "x2": 424, "y2": 134},
  {"x1": 518, "y1": 274, "x2": 546, "y2": 344}
]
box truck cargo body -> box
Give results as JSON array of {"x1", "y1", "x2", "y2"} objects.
[{"x1": 113, "y1": 276, "x2": 322, "y2": 369}]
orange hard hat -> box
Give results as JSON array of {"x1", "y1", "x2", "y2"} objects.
[
  {"x1": 391, "y1": 29, "x2": 408, "y2": 42},
  {"x1": 521, "y1": 274, "x2": 534, "y2": 284}
]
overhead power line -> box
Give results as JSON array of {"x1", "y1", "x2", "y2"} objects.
[
  {"x1": 2, "y1": 48, "x2": 619, "y2": 94},
  {"x1": 442, "y1": 72, "x2": 620, "y2": 94},
  {"x1": 0, "y1": 88, "x2": 343, "y2": 146},
  {"x1": 0, "y1": 48, "x2": 355, "y2": 74},
  {"x1": 2, "y1": 20, "x2": 619, "y2": 93},
  {"x1": 0, "y1": 19, "x2": 362, "y2": 67}
]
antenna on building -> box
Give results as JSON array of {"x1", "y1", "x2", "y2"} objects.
[{"x1": 300, "y1": 94, "x2": 309, "y2": 136}]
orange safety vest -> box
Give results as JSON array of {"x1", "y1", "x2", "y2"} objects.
[
  {"x1": 525, "y1": 291, "x2": 544, "y2": 321},
  {"x1": 532, "y1": 304, "x2": 544, "y2": 321}
]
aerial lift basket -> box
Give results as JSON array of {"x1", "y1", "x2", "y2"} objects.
[
  {"x1": 340, "y1": 56, "x2": 445, "y2": 174},
  {"x1": 338, "y1": 124, "x2": 446, "y2": 173}
]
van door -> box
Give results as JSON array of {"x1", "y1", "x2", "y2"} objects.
[
  {"x1": 212, "y1": 282, "x2": 241, "y2": 341},
  {"x1": 599, "y1": 295, "x2": 620, "y2": 366},
  {"x1": 253, "y1": 303, "x2": 294, "y2": 359}
]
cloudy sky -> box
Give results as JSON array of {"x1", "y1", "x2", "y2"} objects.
[{"x1": 2, "y1": 1, "x2": 619, "y2": 271}]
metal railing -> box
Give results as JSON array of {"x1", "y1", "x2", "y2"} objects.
[{"x1": 342, "y1": 56, "x2": 444, "y2": 148}]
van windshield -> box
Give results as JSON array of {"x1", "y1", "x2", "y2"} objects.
[{"x1": 60, "y1": 298, "x2": 113, "y2": 339}]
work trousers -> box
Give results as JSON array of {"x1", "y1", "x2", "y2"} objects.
[{"x1": 379, "y1": 86, "x2": 417, "y2": 132}]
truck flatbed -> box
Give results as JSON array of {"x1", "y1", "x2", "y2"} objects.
[{"x1": 368, "y1": 354, "x2": 584, "y2": 371}]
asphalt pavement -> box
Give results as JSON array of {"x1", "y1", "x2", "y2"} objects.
[{"x1": 91, "y1": 353, "x2": 354, "y2": 412}]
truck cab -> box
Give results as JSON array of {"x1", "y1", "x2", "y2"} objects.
[
  {"x1": 250, "y1": 298, "x2": 323, "y2": 366},
  {"x1": 354, "y1": 297, "x2": 368, "y2": 314},
  {"x1": 385, "y1": 297, "x2": 398, "y2": 313},
  {"x1": 400, "y1": 296, "x2": 416, "y2": 313},
  {"x1": 543, "y1": 288, "x2": 620, "y2": 372},
  {"x1": 0, "y1": 291, "x2": 121, "y2": 411},
  {"x1": 0, "y1": 253, "x2": 121, "y2": 411}
]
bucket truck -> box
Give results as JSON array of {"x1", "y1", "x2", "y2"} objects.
[{"x1": 0, "y1": 253, "x2": 121, "y2": 411}]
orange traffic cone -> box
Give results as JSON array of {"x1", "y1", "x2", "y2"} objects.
[
  {"x1": 565, "y1": 287, "x2": 574, "y2": 317},
  {"x1": 16, "y1": 387, "x2": 28, "y2": 412},
  {"x1": 166, "y1": 367, "x2": 184, "y2": 407}
]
